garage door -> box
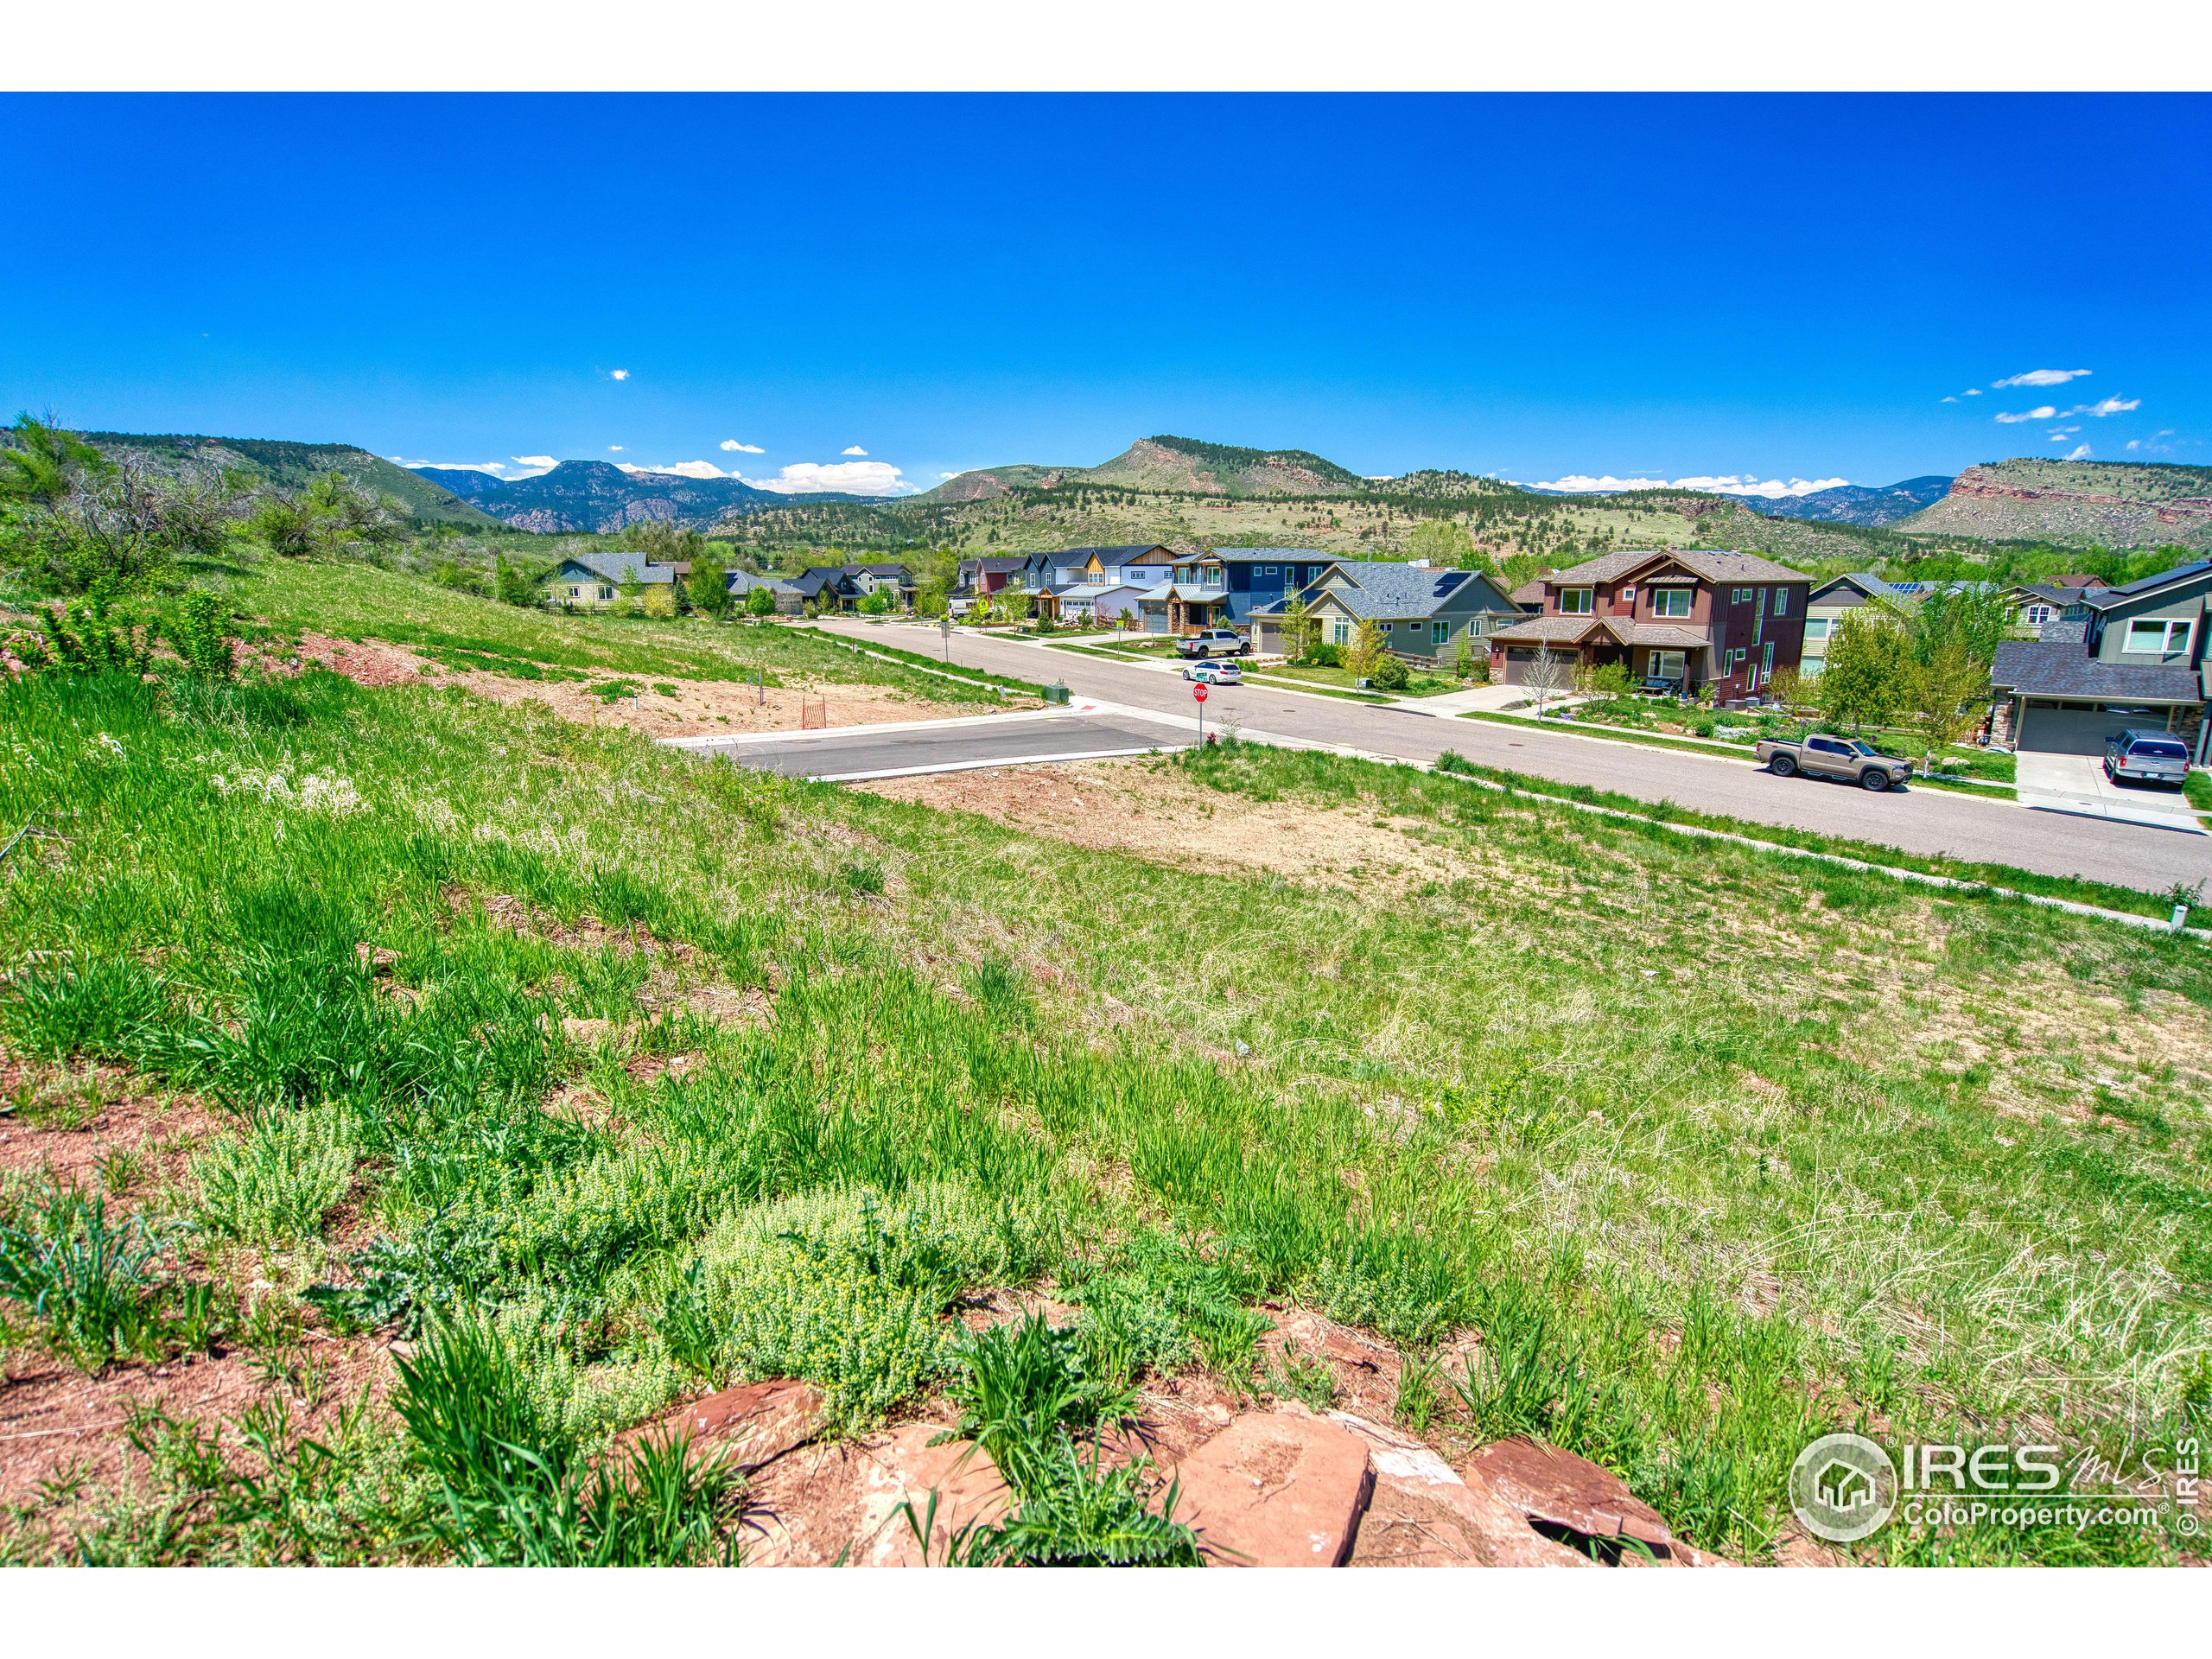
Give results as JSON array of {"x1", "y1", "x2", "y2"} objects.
[{"x1": 2017, "y1": 702, "x2": 2151, "y2": 754}]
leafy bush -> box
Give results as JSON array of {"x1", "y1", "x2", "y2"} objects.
[
  {"x1": 693, "y1": 1181, "x2": 1026, "y2": 1427},
  {"x1": 1060, "y1": 1227, "x2": 1268, "y2": 1389},
  {"x1": 1368, "y1": 653, "x2": 1411, "y2": 692},
  {"x1": 193, "y1": 1104, "x2": 359, "y2": 1247},
  {"x1": 949, "y1": 1314, "x2": 1128, "y2": 1491},
  {"x1": 165, "y1": 590, "x2": 237, "y2": 679}
]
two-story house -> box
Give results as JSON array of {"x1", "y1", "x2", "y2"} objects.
[
  {"x1": 1989, "y1": 559, "x2": 2211, "y2": 760},
  {"x1": 1484, "y1": 549, "x2": 1814, "y2": 699},
  {"x1": 786, "y1": 563, "x2": 914, "y2": 612},
  {"x1": 1249, "y1": 561, "x2": 1522, "y2": 662},
  {"x1": 550, "y1": 549, "x2": 683, "y2": 613}
]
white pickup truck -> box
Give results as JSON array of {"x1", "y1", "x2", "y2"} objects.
[{"x1": 1174, "y1": 628, "x2": 1251, "y2": 659}]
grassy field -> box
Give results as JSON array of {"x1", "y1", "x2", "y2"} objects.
[
  {"x1": 0, "y1": 655, "x2": 2206, "y2": 1566},
  {"x1": 213, "y1": 556, "x2": 1041, "y2": 705}
]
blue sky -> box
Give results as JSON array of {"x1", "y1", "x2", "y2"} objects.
[{"x1": 1, "y1": 93, "x2": 2204, "y2": 497}]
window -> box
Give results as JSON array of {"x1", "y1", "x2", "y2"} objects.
[
  {"x1": 1773, "y1": 588, "x2": 1789, "y2": 616},
  {"x1": 1763, "y1": 641, "x2": 1775, "y2": 673},
  {"x1": 2124, "y1": 618, "x2": 2193, "y2": 654},
  {"x1": 1804, "y1": 618, "x2": 1830, "y2": 640},
  {"x1": 1262, "y1": 565, "x2": 1277, "y2": 576},
  {"x1": 1649, "y1": 650, "x2": 1686, "y2": 682},
  {"x1": 1202, "y1": 566, "x2": 1224, "y2": 588},
  {"x1": 2022, "y1": 603, "x2": 2052, "y2": 625},
  {"x1": 1620, "y1": 585, "x2": 1636, "y2": 604},
  {"x1": 598, "y1": 586, "x2": 613, "y2": 601},
  {"x1": 1382, "y1": 621, "x2": 1395, "y2": 632},
  {"x1": 1433, "y1": 620, "x2": 1450, "y2": 644},
  {"x1": 567, "y1": 586, "x2": 581, "y2": 599},
  {"x1": 1650, "y1": 588, "x2": 1693, "y2": 618},
  {"x1": 1559, "y1": 588, "x2": 1593, "y2": 614},
  {"x1": 1808, "y1": 737, "x2": 1844, "y2": 754}
]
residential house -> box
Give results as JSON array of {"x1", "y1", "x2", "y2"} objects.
[
  {"x1": 947, "y1": 556, "x2": 1032, "y2": 615},
  {"x1": 1989, "y1": 560, "x2": 2212, "y2": 760},
  {"x1": 1098, "y1": 547, "x2": 1341, "y2": 635},
  {"x1": 551, "y1": 550, "x2": 683, "y2": 614},
  {"x1": 1029, "y1": 544, "x2": 1175, "y2": 623},
  {"x1": 723, "y1": 569, "x2": 803, "y2": 614},
  {"x1": 1484, "y1": 550, "x2": 1814, "y2": 699},
  {"x1": 1802, "y1": 573, "x2": 1896, "y2": 677},
  {"x1": 1250, "y1": 561, "x2": 1522, "y2": 663},
  {"x1": 786, "y1": 563, "x2": 914, "y2": 613}
]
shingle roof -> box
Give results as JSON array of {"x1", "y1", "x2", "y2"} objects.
[
  {"x1": 2035, "y1": 617, "x2": 2088, "y2": 644},
  {"x1": 961, "y1": 556, "x2": 1031, "y2": 574},
  {"x1": 1510, "y1": 580, "x2": 1548, "y2": 607},
  {"x1": 1208, "y1": 547, "x2": 1331, "y2": 563},
  {"x1": 1056, "y1": 544, "x2": 1172, "y2": 560},
  {"x1": 1290, "y1": 563, "x2": 1481, "y2": 620},
  {"x1": 1991, "y1": 641, "x2": 2202, "y2": 702},
  {"x1": 1546, "y1": 548, "x2": 1813, "y2": 586},
  {"x1": 2081, "y1": 560, "x2": 2212, "y2": 611},
  {"x1": 559, "y1": 550, "x2": 677, "y2": 584},
  {"x1": 1487, "y1": 615, "x2": 1627, "y2": 645}
]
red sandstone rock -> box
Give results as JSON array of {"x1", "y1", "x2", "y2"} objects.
[
  {"x1": 1332, "y1": 1413, "x2": 1593, "y2": 1568},
  {"x1": 1166, "y1": 1408, "x2": 1374, "y2": 1567},
  {"x1": 667, "y1": 1378, "x2": 824, "y2": 1472},
  {"x1": 741, "y1": 1421, "x2": 1011, "y2": 1568},
  {"x1": 1463, "y1": 1438, "x2": 1692, "y2": 1561}
]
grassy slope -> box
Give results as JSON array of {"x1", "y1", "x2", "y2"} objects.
[
  {"x1": 229, "y1": 557, "x2": 1039, "y2": 702},
  {"x1": 1, "y1": 660, "x2": 2205, "y2": 1564}
]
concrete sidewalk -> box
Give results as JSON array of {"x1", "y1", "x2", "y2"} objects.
[{"x1": 2015, "y1": 752, "x2": 2204, "y2": 835}]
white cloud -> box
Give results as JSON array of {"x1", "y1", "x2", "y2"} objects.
[
  {"x1": 2047, "y1": 427, "x2": 2081, "y2": 440},
  {"x1": 608, "y1": 445, "x2": 624, "y2": 452},
  {"x1": 2075, "y1": 397, "x2": 2140, "y2": 417},
  {"x1": 513, "y1": 455, "x2": 557, "y2": 471},
  {"x1": 745, "y1": 461, "x2": 916, "y2": 497},
  {"x1": 720, "y1": 439, "x2": 765, "y2": 454},
  {"x1": 2064, "y1": 444, "x2": 2091, "y2": 460},
  {"x1": 1527, "y1": 473, "x2": 1847, "y2": 498},
  {"x1": 1993, "y1": 368, "x2": 2091, "y2": 388},
  {"x1": 609, "y1": 368, "x2": 630, "y2": 381},
  {"x1": 841, "y1": 445, "x2": 868, "y2": 456},
  {"x1": 2125, "y1": 430, "x2": 2177, "y2": 454},
  {"x1": 391, "y1": 456, "x2": 560, "y2": 480},
  {"x1": 1961, "y1": 387, "x2": 1981, "y2": 397},
  {"x1": 1994, "y1": 406, "x2": 2058, "y2": 423}
]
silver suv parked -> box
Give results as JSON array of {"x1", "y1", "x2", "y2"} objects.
[{"x1": 2104, "y1": 728, "x2": 2191, "y2": 788}]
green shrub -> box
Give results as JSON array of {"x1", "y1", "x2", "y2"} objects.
[
  {"x1": 0, "y1": 1180, "x2": 217, "y2": 1369},
  {"x1": 193, "y1": 1104, "x2": 359, "y2": 1247},
  {"x1": 693, "y1": 1181, "x2": 1025, "y2": 1427},
  {"x1": 1368, "y1": 653, "x2": 1411, "y2": 692},
  {"x1": 165, "y1": 590, "x2": 237, "y2": 679}
]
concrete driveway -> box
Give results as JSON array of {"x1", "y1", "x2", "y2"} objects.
[{"x1": 2016, "y1": 752, "x2": 2203, "y2": 834}]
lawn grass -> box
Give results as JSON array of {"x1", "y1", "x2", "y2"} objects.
[{"x1": 1, "y1": 664, "x2": 2205, "y2": 1566}]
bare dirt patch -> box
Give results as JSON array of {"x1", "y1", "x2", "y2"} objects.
[
  {"x1": 296, "y1": 632, "x2": 1001, "y2": 740},
  {"x1": 0, "y1": 1061, "x2": 222, "y2": 1192},
  {"x1": 855, "y1": 758, "x2": 1482, "y2": 898}
]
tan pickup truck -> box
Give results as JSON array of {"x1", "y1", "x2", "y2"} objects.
[{"x1": 1756, "y1": 734, "x2": 1913, "y2": 791}]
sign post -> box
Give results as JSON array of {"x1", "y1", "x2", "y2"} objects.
[
  {"x1": 1193, "y1": 680, "x2": 1207, "y2": 746},
  {"x1": 940, "y1": 612, "x2": 953, "y2": 663}
]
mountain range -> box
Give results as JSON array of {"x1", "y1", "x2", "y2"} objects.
[
  {"x1": 1744, "y1": 475, "x2": 1955, "y2": 526},
  {"x1": 84, "y1": 432, "x2": 500, "y2": 529}
]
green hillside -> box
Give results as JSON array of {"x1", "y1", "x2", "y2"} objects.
[{"x1": 83, "y1": 432, "x2": 499, "y2": 529}]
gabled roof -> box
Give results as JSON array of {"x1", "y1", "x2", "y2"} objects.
[
  {"x1": 958, "y1": 556, "x2": 1031, "y2": 573},
  {"x1": 1811, "y1": 573, "x2": 1894, "y2": 606},
  {"x1": 2081, "y1": 560, "x2": 2212, "y2": 612},
  {"x1": 1257, "y1": 563, "x2": 1489, "y2": 621},
  {"x1": 1054, "y1": 543, "x2": 1172, "y2": 561},
  {"x1": 1487, "y1": 615, "x2": 1630, "y2": 646},
  {"x1": 854, "y1": 563, "x2": 912, "y2": 578},
  {"x1": 1205, "y1": 546, "x2": 1331, "y2": 564},
  {"x1": 558, "y1": 550, "x2": 677, "y2": 584},
  {"x1": 1992, "y1": 640, "x2": 2203, "y2": 702},
  {"x1": 1543, "y1": 548, "x2": 1814, "y2": 587}
]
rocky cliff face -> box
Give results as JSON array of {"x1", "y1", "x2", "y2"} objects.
[
  {"x1": 1898, "y1": 460, "x2": 2212, "y2": 550},
  {"x1": 408, "y1": 461, "x2": 781, "y2": 534}
]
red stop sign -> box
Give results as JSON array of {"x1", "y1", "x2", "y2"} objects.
[{"x1": 1192, "y1": 683, "x2": 1208, "y2": 702}]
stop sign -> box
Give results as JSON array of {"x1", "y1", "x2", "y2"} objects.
[{"x1": 1192, "y1": 683, "x2": 1208, "y2": 702}]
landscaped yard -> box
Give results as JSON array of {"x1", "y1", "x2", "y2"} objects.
[{"x1": 1539, "y1": 694, "x2": 2018, "y2": 783}]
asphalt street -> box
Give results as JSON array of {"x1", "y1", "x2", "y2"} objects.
[
  {"x1": 674, "y1": 710, "x2": 1181, "y2": 780},
  {"x1": 815, "y1": 619, "x2": 2212, "y2": 893}
]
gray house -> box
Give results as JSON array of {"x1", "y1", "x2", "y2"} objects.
[
  {"x1": 1250, "y1": 561, "x2": 1522, "y2": 664},
  {"x1": 1989, "y1": 559, "x2": 2211, "y2": 760}
]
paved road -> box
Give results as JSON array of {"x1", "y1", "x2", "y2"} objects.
[
  {"x1": 816, "y1": 619, "x2": 2212, "y2": 893},
  {"x1": 677, "y1": 711, "x2": 1181, "y2": 780}
]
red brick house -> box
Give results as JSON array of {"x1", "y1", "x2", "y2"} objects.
[{"x1": 1485, "y1": 549, "x2": 1814, "y2": 700}]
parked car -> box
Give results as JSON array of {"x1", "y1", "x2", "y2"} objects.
[
  {"x1": 1175, "y1": 628, "x2": 1251, "y2": 659},
  {"x1": 1182, "y1": 659, "x2": 1243, "y2": 685},
  {"x1": 1756, "y1": 734, "x2": 1913, "y2": 791},
  {"x1": 2104, "y1": 728, "x2": 2191, "y2": 787}
]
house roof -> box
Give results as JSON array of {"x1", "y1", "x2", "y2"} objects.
[
  {"x1": 2081, "y1": 560, "x2": 2212, "y2": 612},
  {"x1": 959, "y1": 556, "x2": 1031, "y2": 573},
  {"x1": 1991, "y1": 640, "x2": 2204, "y2": 703},
  {"x1": 1811, "y1": 574, "x2": 1893, "y2": 606},
  {"x1": 722, "y1": 569, "x2": 795, "y2": 594},
  {"x1": 559, "y1": 550, "x2": 677, "y2": 584},
  {"x1": 1543, "y1": 548, "x2": 1814, "y2": 587},
  {"x1": 854, "y1": 563, "x2": 912, "y2": 578},
  {"x1": 1056, "y1": 543, "x2": 1172, "y2": 561},
  {"x1": 1206, "y1": 547, "x2": 1332, "y2": 564},
  {"x1": 1510, "y1": 580, "x2": 1548, "y2": 607},
  {"x1": 1263, "y1": 563, "x2": 1496, "y2": 622},
  {"x1": 2035, "y1": 617, "x2": 2088, "y2": 644},
  {"x1": 1487, "y1": 615, "x2": 1628, "y2": 646}
]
